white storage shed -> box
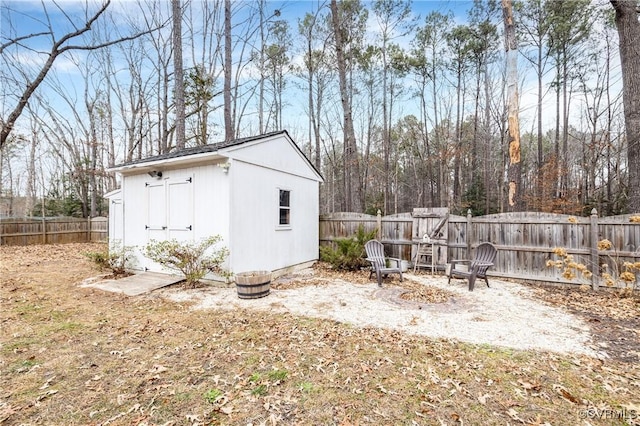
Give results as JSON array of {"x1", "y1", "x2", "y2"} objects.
[{"x1": 108, "y1": 130, "x2": 323, "y2": 280}]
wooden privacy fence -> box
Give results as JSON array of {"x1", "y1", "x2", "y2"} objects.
[
  {"x1": 320, "y1": 209, "x2": 640, "y2": 288},
  {"x1": 0, "y1": 217, "x2": 108, "y2": 246}
]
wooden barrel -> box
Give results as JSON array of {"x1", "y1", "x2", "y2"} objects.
[{"x1": 235, "y1": 271, "x2": 271, "y2": 299}]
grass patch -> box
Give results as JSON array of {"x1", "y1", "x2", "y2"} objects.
[
  {"x1": 204, "y1": 388, "x2": 223, "y2": 403},
  {"x1": 267, "y1": 369, "x2": 288, "y2": 381},
  {"x1": 0, "y1": 243, "x2": 637, "y2": 425}
]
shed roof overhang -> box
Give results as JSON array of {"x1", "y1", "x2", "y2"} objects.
[
  {"x1": 108, "y1": 151, "x2": 227, "y2": 175},
  {"x1": 106, "y1": 130, "x2": 323, "y2": 182}
]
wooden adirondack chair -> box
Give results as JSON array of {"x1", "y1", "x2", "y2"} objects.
[
  {"x1": 364, "y1": 240, "x2": 403, "y2": 287},
  {"x1": 447, "y1": 242, "x2": 497, "y2": 291}
]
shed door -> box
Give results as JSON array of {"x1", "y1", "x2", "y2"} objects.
[
  {"x1": 109, "y1": 198, "x2": 124, "y2": 245},
  {"x1": 146, "y1": 181, "x2": 167, "y2": 242},
  {"x1": 144, "y1": 175, "x2": 194, "y2": 271},
  {"x1": 167, "y1": 178, "x2": 193, "y2": 241}
]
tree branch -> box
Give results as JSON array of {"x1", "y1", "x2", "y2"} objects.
[
  {"x1": 0, "y1": 31, "x2": 51, "y2": 54},
  {"x1": 0, "y1": 0, "x2": 164, "y2": 149}
]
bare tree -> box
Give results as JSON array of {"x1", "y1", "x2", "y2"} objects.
[
  {"x1": 223, "y1": 0, "x2": 234, "y2": 141},
  {"x1": 517, "y1": 0, "x2": 551, "y2": 205},
  {"x1": 610, "y1": 0, "x2": 640, "y2": 212},
  {"x1": 502, "y1": 0, "x2": 522, "y2": 210},
  {"x1": 330, "y1": 0, "x2": 363, "y2": 212},
  {"x1": 372, "y1": 0, "x2": 415, "y2": 214},
  {"x1": 138, "y1": 1, "x2": 173, "y2": 155},
  {"x1": 0, "y1": 1, "x2": 158, "y2": 150},
  {"x1": 185, "y1": 0, "x2": 224, "y2": 145},
  {"x1": 172, "y1": 0, "x2": 186, "y2": 150}
]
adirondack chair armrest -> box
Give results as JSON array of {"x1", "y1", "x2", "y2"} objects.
[
  {"x1": 450, "y1": 259, "x2": 471, "y2": 267},
  {"x1": 387, "y1": 257, "x2": 402, "y2": 268},
  {"x1": 448, "y1": 259, "x2": 471, "y2": 277},
  {"x1": 470, "y1": 261, "x2": 494, "y2": 272},
  {"x1": 365, "y1": 257, "x2": 386, "y2": 269}
]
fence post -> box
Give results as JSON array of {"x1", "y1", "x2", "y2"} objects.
[
  {"x1": 376, "y1": 209, "x2": 382, "y2": 240},
  {"x1": 466, "y1": 209, "x2": 473, "y2": 256},
  {"x1": 87, "y1": 217, "x2": 91, "y2": 242},
  {"x1": 590, "y1": 208, "x2": 599, "y2": 291},
  {"x1": 41, "y1": 217, "x2": 46, "y2": 244}
]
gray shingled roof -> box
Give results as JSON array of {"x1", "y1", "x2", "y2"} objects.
[{"x1": 114, "y1": 130, "x2": 288, "y2": 168}]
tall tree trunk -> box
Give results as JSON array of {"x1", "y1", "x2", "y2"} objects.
[
  {"x1": 259, "y1": 0, "x2": 266, "y2": 134},
  {"x1": 223, "y1": 0, "x2": 234, "y2": 141},
  {"x1": 172, "y1": 0, "x2": 185, "y2": 150},
  {"x1": 483, "y1": 60, "x2": 491, "y2": 214},
  {"x1": 536, "y1": 28, "x2": 544, "y2": 208},
  {"x1": 605, "y1": 29, "x2": 613, "y2": 214},
  {"x1": 27, "y1": 128, "x2": 38, "y2": 216},
  {"x1": 431, "y1": 60, "x2": 442, "y2": 207},
  {"x1": 610, "y1": 0, "x2": 640, "y2": 213},
  {"x1": 553, "y1": 63, "x2": 561, "y2": 198},
  {"x1": 561, "y1": 51, "x2": 569, "y2": 198},
  {"x1": 382, "y1": 47, "x2": 390, "y2": 214},
  {"x1": 330, "y1": 0, "x2": 362, "y2": 212},
  {"x1": 503, "y1": 0, "x2": 522, "y2": 211},
  {"x1": 453, "y1": 64, "x2": 463, "y2": 206}
]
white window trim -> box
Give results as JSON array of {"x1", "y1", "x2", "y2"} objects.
[{"x1": 277, "y1": 187, "x2": 291, "y2": 230}]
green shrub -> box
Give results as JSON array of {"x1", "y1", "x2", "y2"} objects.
[
  {"x1": 320, "y1": 225, "x2": 377, "y2": 271},
  {"x1": 144, "y1": 236, "x2": 230, "y2": 287},
  {"x1": 84, "y1": 241, "x2": 134, "y2": 277}
]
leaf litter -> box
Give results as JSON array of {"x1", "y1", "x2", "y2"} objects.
[{"x1": 0, "y1": 243, "x2": 638, "y2": 425}]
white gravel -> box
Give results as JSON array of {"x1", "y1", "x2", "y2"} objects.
[{"x1": 157, "y1": 271, "x2": 604, "y2": 358}]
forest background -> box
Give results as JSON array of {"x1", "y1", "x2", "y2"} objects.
[{"x1": 1, "y1": 0, "x2": 637, "y2": 219}]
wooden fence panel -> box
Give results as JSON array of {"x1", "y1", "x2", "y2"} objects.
[
  {"x1": 318, "y1": 212, "x2": 379, "y2": 243},
  {"x1": 319, "y1": 210, "x2": 640, "y2": 288},
  {"x1": 90, "y1": 217, "x2": 108, "y2": 242},
  {"x1": 469, "y1": 212, "x2": 593, "y2": 284},
  {"x1": 597, "y1": 214, "x2": 640, "y2": 279},
  {"x1": 447, "y1": 215, "x2": 468, "y2": 261},
  {"x1": 0, "y1": 217, "x2": 109, "y2": 246}
]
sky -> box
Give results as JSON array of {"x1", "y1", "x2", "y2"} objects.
[
  {"x1": 2, "y1": 0, "x2": 615, "y2": 193},
  {"x1": 0, "y1": 0, "x2": 552, "y2": 191},
  {"x1": 1, "y1": 0, "x2": 480, "y2": 134},
  {"x1": 2, "y1": 0, "x2": 626, "y2": 210}
]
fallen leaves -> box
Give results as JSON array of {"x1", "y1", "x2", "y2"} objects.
[
  {"x1": 554, "y1": 384, "x2": 581, "y2": 404},
  {"x1": 35, "y1": 389, "x2": 58, "y2": 403},
  {"x1": 2, "y1": 243, "x2": 639, "y2": 425},
  {"x1": 526, "y1": 284, "x2": 640, "y2": 363}
]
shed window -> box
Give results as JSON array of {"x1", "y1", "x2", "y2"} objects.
[{"x1": 279, "y1": 189, "x2": 290, "y2": 225}]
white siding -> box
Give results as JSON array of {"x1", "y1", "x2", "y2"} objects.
[
  {"x1": 121, "y1": 165, "x2": 231, "y2": 273},
  {"x1": 229, "y1": 159, "x2": 319, "y2": 273},
  {"x1": 116, "y1": 133, "x2": 320, "y2": 278},
  {"x1": 122, "y1": 173, "x2": 148, "y2": 270},
  {"x1": 224, "y1": 135, "x2": 321, "y2": 181},
  {"x1": 191, "y1": 163, "x2": 232, "y2": 275},
  {"x1": 106, "y1": 190, "x2": 123, "y2": 248}
]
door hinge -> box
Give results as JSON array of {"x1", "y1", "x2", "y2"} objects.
[
  {"x1": 145, "y1": 225, "x2": 149, "y2": 230},
  {"x1": 186, "y1": 225, "x2": 192, "y2": 230},
  {"x1": 186, "y1": 177, "x2": 192, "y2": 183}
]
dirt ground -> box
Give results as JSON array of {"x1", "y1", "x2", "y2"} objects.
[{"x1": 1, "y1": 243, "x2": 639, "y2": 425}]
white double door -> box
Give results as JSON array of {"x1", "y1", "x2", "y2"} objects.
[{"x1": 145, "y1": 175, "x2": 194, "y2": 270}]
